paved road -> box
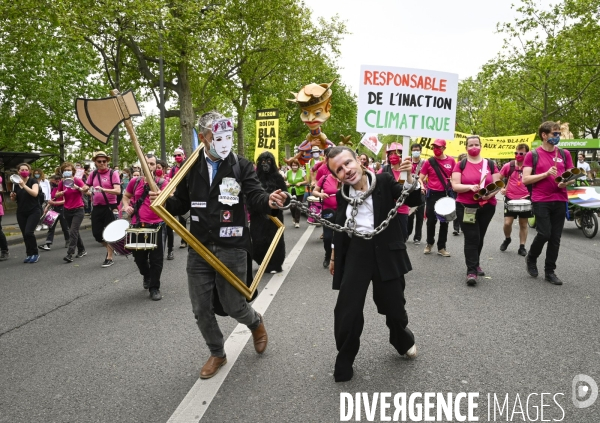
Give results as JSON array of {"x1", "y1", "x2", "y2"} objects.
[{"x1": 1, "y1": 202, "x2": 599, "y2": 422}]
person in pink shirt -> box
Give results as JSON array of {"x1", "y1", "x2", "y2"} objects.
[
  {"x1": 55, "y1": 162, "x2": 88, "y2": 262},
  {"x1": 499, "y1": 143, "x2": 532, "y2": 256},
  {"x1": 312, "y1": 164, "x2": 339, "y2": 268},
  {"x1": 379, "y1": 143, "x2": 411, "y2": 241},
  {"x1": 523, "y1": 121, "x2": 575, "y2": 285},
  {"x1": 122, "y1": 154, "x2": 168, "y2": 301},
  {"x1": 156, "y1": 159, "x2": 174, "y2": 260},
  {"x1": 406, "y1": 143, "x2": 426, "y2": 244},
  {"x1": 170, "y1": 147, "x2": 189, "y2": 248},
  {"x1": 419, "y1": 139, "x2": 456, "y2": 257},
  {"x1": 451, "y1": 135, "x2": 501, "y2": 286}
]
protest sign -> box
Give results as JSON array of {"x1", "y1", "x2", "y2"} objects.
[
  {"x1": 359, "y1": 133, "x2": 383, "y2": 155},
  {"x1": 414, "y1": 132, "x2": 536, "y2": 159},
  {"x1": 356, "y1": 65, "x2": 458, "y2": 139},
  {"x1": 531, "y1": 139, "x2": 600, "y2": 150},
  {"x1": 254, "y1": 109, "x2": 279, "y2": 165}
]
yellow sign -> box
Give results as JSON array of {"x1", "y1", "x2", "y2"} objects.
[
  {"x1": 255, "y1": 109, "x2": 279, "y2": 165},
  {"x1": 415, "y1": 132, "x2": 536, "y2": 159}
]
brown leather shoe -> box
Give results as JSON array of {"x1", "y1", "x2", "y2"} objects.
[
  {"x1": 251, "y1": 313, "x2": 268, "y2": 354},
  {"x1": 200, "y1": 355, "x2": 227, "y2": 379}
]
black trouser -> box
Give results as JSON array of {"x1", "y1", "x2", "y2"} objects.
[
  {"x1": 529, "y1": 201, "x2": 566, "y2": 273},
  {"x1": 91, "y1": 204, "x2": 116, "y2": 243},
  {"x1": 0, "y1": 215, "x2": 8, "y2": 252},
  {"x1": 133, "y1": 225, "x2": 163, "y2": 290},
  {"x1": 397, "y1": 213, "x2": 408, "y2": 242},
  {"x1": 322, "y1": 209, "x2": 335, "y2": 258},
  {"x1": 289, "y1": 193, "x2": 302, "y2": 223},
  {"x1": 64, "y1": 207, "x2": 85, "y2": 255},
  {"x1": 426, "y1": 190, "x2": 449, "y2": 249},
  {"x1": 456, "y1": 202, "x2": 496, "y2": 275},
  {"x1": 17, "y1": 209, "x2": 41, "y2": 256},
  {"x1": 453, "y1": 219, "x2": 460, "y2": 233},
  {"x1": 334, "y1": 237, "x2": 414, "y2": 370},
  {"x1": 178, "y1": 215, "x2": 187, "y2": 242},
  {"x1": 166, "y1": 226, "x2": 174, "y2": 251},
  {"x1": 407, "y1": 194, "x2": 425, "y2": 241},
  {"x1": 45, "y1": 206, "x2": 70, "y2": 245}
]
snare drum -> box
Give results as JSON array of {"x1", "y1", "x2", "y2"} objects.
[
  {"x1": 306, "y1": 195, "x2": 322, "y2": 225},
  {"x1": 102, "y1": 219, "x2": 131, "y2": 256},
  {"x1": 125, "y1": 227, "x2": 160, "y2": 250},
  {"x1": 42, "y1": 210, "x2": 59, "y2": 227},
  {"x1": 506, "y1": 199, "x2": 532, "y2": 213},
  {"x1": 434, "y1": 197, "x2": 457, "y2": 222}
]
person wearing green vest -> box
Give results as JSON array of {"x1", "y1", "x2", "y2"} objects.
[{"x1": 286, "y1": 158, "x2": 308, "y2": 228}]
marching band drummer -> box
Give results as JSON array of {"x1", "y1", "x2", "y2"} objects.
[
  {"x1": 522, "y1": 121, "x2": 574, "y2": 285},
  {"x1": 327, "y1": 146, "x2": 421, "y2": 383},
  {"x1": 122, "y1": 154, "x2": 167, "y2": 301},
  {"x1": 148, "y1": 112, "x2": 288, "y2": 380},
  {"x1": 499, "y1": 143, "x2": 532, "y2": 256},
  {"x1": 451, "y1": 136, "x2": 501, "y2": 286}
]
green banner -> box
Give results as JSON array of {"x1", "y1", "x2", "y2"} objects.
[{"x1": 531, "y1": 139, "x2": 600, "y2": 149}]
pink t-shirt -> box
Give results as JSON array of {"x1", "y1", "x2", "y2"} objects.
[
  {"x1": 317, "y1": 174, "x2": 338, "y2": 211},
  {"x1": 58, "y1": 178, "x2": 85, "y2": 209},
  {"x1": 523, "y1": 147, "x2": 573, "y2": 202},
  {"x1": 126, "y1": 177, "x2": 162, "y2": 224},
  {"x1": 315, "y1": 161, "x2": 330, "y2": 182},
  {"x1": 453, "y1": 159, "x2": 499, "y2": 206},
  {"x1": 420, "y1": 156, "x2": 456, "y2": 192},
  {"x1": 90, "y1": 169, "x2": 120, "y2": 206},
  {"x1": 377, "y1": 167, "x2": 410, "y2": 214},
  {"x1": 500, "y1": 161, "x2": 529, "y2": 200}
]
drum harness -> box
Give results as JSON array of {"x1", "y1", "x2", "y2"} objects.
[
  {"x1": 276, "y1": 164, "x2": 421, "y2": 240},
  {"x1": 131, "y1": 176, "x2": 166, "y2": 229}
]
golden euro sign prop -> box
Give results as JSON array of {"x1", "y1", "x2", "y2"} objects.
[{"x1": 75, "y1": 90, "x2": 283, "y2": 300}]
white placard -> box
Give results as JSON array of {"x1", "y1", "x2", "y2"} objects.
[
  {"x1": 359, "y1": 133, "x2": 383, "y2": 155},
  {"x1": 356, "y1": 65, "x2": 458, "y2": 139}
]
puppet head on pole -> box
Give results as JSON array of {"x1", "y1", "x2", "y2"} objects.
[{"x1": 285, "y1": 80, "x2": 336, "y2": 165}]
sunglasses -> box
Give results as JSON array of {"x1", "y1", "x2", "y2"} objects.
[
  {"x1": 96, "y1": 160, "x2": 107, "y2": 164},
  {"x1": 552, "y1": 132, "x2": 561, "y2": 137},
  {"x1": 174, "y1": 154, "x2": 182, "y2": 157},
  {"x1": 515, "y1": 152, "x2": 526, "y2": 156}
]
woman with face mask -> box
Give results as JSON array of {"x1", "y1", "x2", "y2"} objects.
[
  {"x1": 155, "y1": 159, "x2": 174, "y2": 260},
  {"x1": 39, "y1": 174, "x2": 71, "y2": 251},
  {"x1": 451, "y1": 136, "x2": 501, "y2": 286},
  {"x1": 379, "y1": 143, "x2": 411, "y2": 241},
  {"x1": 33, "y1": 168, "x2": 51, "y2": 230},
  {"x1": 10, "y1": 163, "x2": 42, "y2": 263},
  {"x1": 55, "y1": 162, "x2": 89, "y2": 262},
  {"x1": 286, "y1": 159, "x2": 307, "y2": 228}
]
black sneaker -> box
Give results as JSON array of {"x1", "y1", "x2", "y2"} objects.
[
  {"x1": 167, "y1": 251, "x2": 174, "y2": 260},
  {"x1": 75, "y1": 250, "x2": 87, "y2": 258},
  {"x1": 39, "y1": 244, "x2": 51, "y2": 251},
  {"x1": 64, "y1": 254, "x2": 74, "y2": 263},
  {"x1": 466, "y1": 274, "x2": 477, "y2": 286},
  {"x1": 0, "y1": 251, "x2": 8, "y2": 261},
  {"x1": 518, "y1": 245, "x2": 527, "y2": 256},
  {"x1": 101, "y1": 259, "x2": 114, "y2": 268},
  {"x1": 150, "y1": 289, "x2": 162, "y2": 301},
  {"x1": 323, "y1": 256, "x2": 330, "y2": 268},
  {"x1": 545, "y1": 273, "x2": 563, "y2": 285},
  {"x1": 65, "y1": 241, "x2": 69, "y2": 248},
  {"x1": 143, "y1": 275, "x2": 150, "y2": 290},
  {"x1": 452, "y1": 230, "x2": 459, "y2": 236},
  {"x1": 525, "y1": 254, "x2": 538, "y2": 277},
  {"x1": 500, "y1": 238, "x2": 511, "y2": 251}
]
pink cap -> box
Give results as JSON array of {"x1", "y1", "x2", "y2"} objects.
[
  {"x1": 432, "y1": 139, "x2": 446, "y2": 147},
  {"x1": 386, "y1": 142, "x2": 403, "y2": 152}
]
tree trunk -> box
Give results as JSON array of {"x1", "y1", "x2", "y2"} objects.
[
  {"x1": 235, "y1": 92, "x2": 249, "y2": 157},
  {"x1": 178, "y1": 61, "x2": 194, "y2": 155},
  {"x1": 58, "y1": 122, "x2": 65, "y2": 163}
]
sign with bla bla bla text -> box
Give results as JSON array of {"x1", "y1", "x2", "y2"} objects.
[
  {"x1": 357, "y1": 65, "x2": 458, "y2": 139},
  {"x1": 255, "y1": 108, "x2": 279, "y2": 165}
]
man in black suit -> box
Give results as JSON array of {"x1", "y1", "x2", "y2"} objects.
[
  {"x1": 328, "y1": 146, "x2": 422, "y2": 382},
  {"x1": 150, "y1": 112, "x2": 288, "y2": 380}
]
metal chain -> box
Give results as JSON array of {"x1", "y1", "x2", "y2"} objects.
[{"x1": 278, "y1": 174, "x2": 419, "y2": 240}]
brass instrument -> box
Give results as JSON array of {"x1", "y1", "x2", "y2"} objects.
[
  {"x1": 555, "y1": 168, "x2": 583, "y2": 184},
  {"x1": 473, "y1": 181, "x2": 505, "y2": 201}
]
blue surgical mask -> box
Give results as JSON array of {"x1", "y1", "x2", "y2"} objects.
[
  {"x1": 411, "y1": 151, "x2": 421, "y2": 158},
  {"x1": 548, "y1": 136, "x2": 560, "y2": 146},
  {"x1": 34, "y1": 174, "x2": 40, "y2": 178},
  {"x1": 63, "y1": 171, "x2": 73, "y2": 178}
]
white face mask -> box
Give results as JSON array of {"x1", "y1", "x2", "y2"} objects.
[
  {"x1": 209, "y1": 118, "x2": 234, "y2": 159},
  {"x1": 313, "y1": 152, "x2": 320, "y2": 158}
]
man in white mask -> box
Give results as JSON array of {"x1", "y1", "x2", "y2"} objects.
[{"x1": 150, "y1": 111, "x2": 288, "y2": 380}]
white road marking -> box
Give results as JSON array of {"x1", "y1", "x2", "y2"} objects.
[{"x1": 167, "y1": 225, "x2": 315, "y2": 423}]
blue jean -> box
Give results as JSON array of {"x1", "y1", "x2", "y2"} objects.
[{"x1": 186, "y1": 246, "x2": 260, "y2": 357}]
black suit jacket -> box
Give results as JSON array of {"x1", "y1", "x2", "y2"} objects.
[{"x1": 332, "y1": 172, "x2": 421, "y2": 290}]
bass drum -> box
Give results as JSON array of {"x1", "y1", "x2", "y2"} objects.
[{"x1": 102, "y1": 219, "x2": 131, "y2": 256}]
